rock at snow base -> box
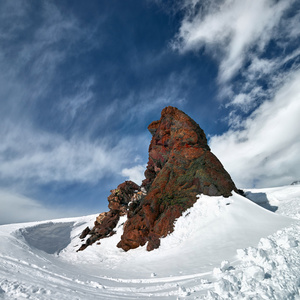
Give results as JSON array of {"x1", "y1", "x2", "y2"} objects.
[{"x1": 78, "y1": 106, "x2": 238, "y2": 252}]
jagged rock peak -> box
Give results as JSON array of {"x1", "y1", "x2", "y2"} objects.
[
  {"x1": 148, "y1": 106, "x2": 209, "y2": 146},
  {"x1": 117, "y1": 106, "x2": 238, "y2": 251}
]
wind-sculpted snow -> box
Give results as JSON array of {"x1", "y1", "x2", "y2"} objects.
[
  {"x1": 246, "y1": 185, "x2": 300, "y2": 219},
  {"x1": 20, "y1": 222, "x2": 74, "y2": 254},
  {"x1": 0, "y1": 185, "x2": 299, "y2": 299}
]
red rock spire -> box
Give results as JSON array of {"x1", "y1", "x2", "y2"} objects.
[{"x1": 117, "y1": 106, "x2": 237, "y2": 251}]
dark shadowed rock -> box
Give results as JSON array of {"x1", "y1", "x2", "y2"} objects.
[{"x1": 79, "y1": 227, "x2": 90, "y2": 239}]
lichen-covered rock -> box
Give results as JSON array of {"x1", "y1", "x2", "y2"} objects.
[{"x1": 117, "y1": 106, "x2": 238, "y2": 251}]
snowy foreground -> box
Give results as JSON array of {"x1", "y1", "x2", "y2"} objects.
[{"x1": 0, "y1": 186, "x2": 300, "y2": 299}]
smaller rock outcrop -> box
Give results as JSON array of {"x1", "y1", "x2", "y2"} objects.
[
  {"x1": 79, "y1": 227, "x2": 90, "y2": 239},
  {"x1": 77, "y1": 181, "x2": 145, "y2": 251}
]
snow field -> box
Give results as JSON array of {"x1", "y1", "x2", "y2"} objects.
[{"x1": 0, "y1": 185, "x2": 299, "y2": 299}]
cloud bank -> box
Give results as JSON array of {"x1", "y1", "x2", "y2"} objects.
[
  {"x1": 210, "y1": 69, "x2": 300, "y2": 188},
  {"x1": 0, "y1": 123, "x2": 145, "y2": 185},
  {"x1": 173, "y1": 0, "x2": 300, "y2": 188},
  {"x1": 0, "y1": 190, "x2": 78, "y2": 225}
]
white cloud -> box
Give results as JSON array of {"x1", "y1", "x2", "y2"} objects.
[
  {"x1": 174, "y1": 0, "x2": 293, "y2": 83},
  {"x1": 0, "y1": 189, "x2": 76, "y2": 225},
  {"x1": 121, "y1": 165, "x2": 146, "y2": 185},
  {"x1": 0, "y1": 1, "x2": 159, "y2": 198},
  {"x1": 224, "y1": 48, "x2": 300, "y2": 114},
  {"x1": 171, "y1": 0, "x2": 300, "y2": 188},
  {"x1": 0, "y1": 123, "x2": 147, "y2": 185},
  {"x1": 210, "y1": 69, "x2": 300, "y2": 188}
]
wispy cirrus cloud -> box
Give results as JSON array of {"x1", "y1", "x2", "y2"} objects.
[
  {"x1": 0, "y1": 1, "x2": 187, "y2": 192},
  {"x1": 0, "y1": 1, "x2": 152, "y2": 223},
  {"x1": 0, "y1": 1, "x2": 100, "y2": 185},
  {"x1": 0, "y1": 1, "x2": 81, "y2": 87},
  {"x1": 0, "y1": 1, "x2": 88, "y2": 134},
  {"x1": 59, "y1": 77, "x2": 96, "y2": 123}
]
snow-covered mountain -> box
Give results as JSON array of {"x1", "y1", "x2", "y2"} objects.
[{"x1": 0, "y1": 185, "x2": 299, "y2": 299}]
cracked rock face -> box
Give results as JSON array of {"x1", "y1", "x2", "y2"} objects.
[{"x1": 78, "y1": 106, "x2": 238, "y2": 252}]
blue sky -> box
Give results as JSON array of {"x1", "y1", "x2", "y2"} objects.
[{"x1": 0, "y1": 0, "x2": 299, "y2": 224}]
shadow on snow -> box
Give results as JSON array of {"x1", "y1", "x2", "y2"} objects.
[
  {"x1": 244, "y1": 192, "x2": 278, "y2": 212},
  {"x1": 21, "y1": 222, "x2": 74, "y2": 254}
]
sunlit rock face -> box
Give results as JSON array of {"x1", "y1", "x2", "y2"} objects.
[{"x1": 78, "y1": 106, "x2": 238, "y2": 252}]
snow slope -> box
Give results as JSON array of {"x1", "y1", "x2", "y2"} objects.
[{"x1": 0, "y1": 186, "x2": 299, "y2": 299}]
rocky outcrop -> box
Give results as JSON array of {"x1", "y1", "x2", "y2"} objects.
[
  {"x1": 78, "y1": 106, "x2": 238, "y2": 252},
  {"x1": 116, "y1": 106, "x2": 238, "y2": 251}
]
